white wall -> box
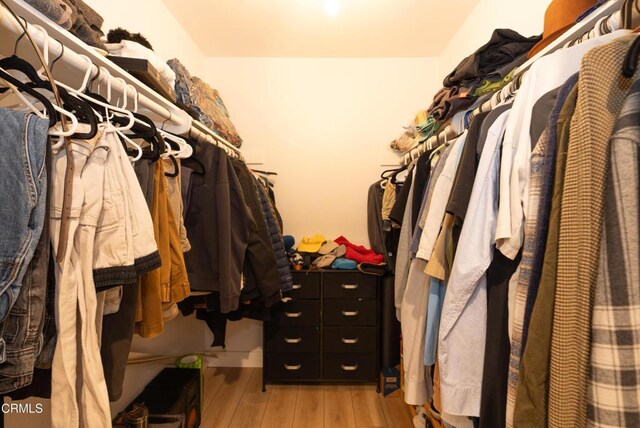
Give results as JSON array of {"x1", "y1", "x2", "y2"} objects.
[
  {"x1": 204, "y1": 57, "x2": 440, "y2": 246},
  {"x1": 190, "y1": 56, "x2": 440, "y2": 374},
  {"x1": 438, "y1": 0, "x2": 551, "y2": 78},
  {"x1": 84, "y1": 0, "x2": 204, "y2": 75}
]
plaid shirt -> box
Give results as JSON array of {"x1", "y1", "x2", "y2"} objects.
[
  {"x1": 549, "y1": 35, "x2": 638, "y2": 427},
  {"x1": 587, "y1": 77, "x2": 640, "y2": 428},
  {"x1": 505, "y1": 127, "x2": 549, "y2": 428}
]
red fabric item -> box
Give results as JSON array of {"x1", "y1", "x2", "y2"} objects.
[{"x1": 334, "y1": 236, "x2": 384, "y2": 264}]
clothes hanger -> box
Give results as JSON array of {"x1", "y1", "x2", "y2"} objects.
[
  {"x1": 251, "y1": 169, "x2": 278, "y2": 176},
  {"x1": 6, "y1": 39, "x2": 98, "y2": 139},
  {"x1": 181, "y1": 139, "x2": 206, "y2": 175},
  {"x1": 380, "y1": 167, "x2": 402, "y2": 180},
  {"x1": 0, "y1": 67, "x2": 56, "y2": 126},
  {"x1": 122, "y1": 84, "x2": 156, "y2": 139},
  {"x1": 164, "y1": 154, "x2": 180, "y2": 178},
  {"x1": 1, "y1": 30, "x2": 96, "y2": 136},
  {"x1": 622, "y1": 35, "x2": 640, "y2": 77},
  {"x1": 0, "y1": 64, "x2": 80, "y2": 148},
  {"x1": 124, "y1": 85, "x2": 163, "y2": 160},
  {"x1": 89, "y1": 82, "x2": 162, "y2": 161},
  {"x1": 112, "y1": 129, "x2": 143, "y2": 161},
  {"x1": 1, "y1": 79, "x2": 47, "y2": 118},
  {"x1": 390, "y1": 164, "x2": 409, "y2": 185},
  {"x1": 0, "y1": 69, "x2": 97, "y2": 139},
  {"x1": 67, "y1": 62, "x2": 136, "y2": 132},
  {"x1": 622, "y1": 0, "x2": 640, "y2": 31},
  {"x1": 159, "y1": 130, "x2": 193, "y2": 159}
]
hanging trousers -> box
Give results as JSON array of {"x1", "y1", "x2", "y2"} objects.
[{"x1": 50, "y1": 137, "x2": 111, "y2": 428}]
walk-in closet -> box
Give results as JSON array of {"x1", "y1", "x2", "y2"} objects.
[{"x1": 0, "y1": 0, "x2": 638, "y2": 427}]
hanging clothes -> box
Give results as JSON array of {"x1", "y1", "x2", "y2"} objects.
[
  {"x1": 587, "y1": 75, "x2": 640, "y2": 428},
  {"x1": 514, "y1": 80, "x2": 580, "y2": 428},
  {"x1": 182, "y1": 142, "x2": 250, "y2": 313},
  {"x1": 230, "y1": 159, "x2": 282, "y2": 305},
  {"x1": 49, "y1": 130, "x2": 112, "y2": 428},
  {"x1": 388, "y1": 17, "x2": 640, "y2": 428},
  {"x1": 549, "y1": 34, "x2": 640, "y2": 428},
  {"x1": 505, "y1": 73, "x2": 578, "y2": 427},
  {"x1": 253, "y1": 173, "x2": 293, "y2": 293},
  {"x1": 0, "y1": 109, "x2": 50, "y2": 393}
]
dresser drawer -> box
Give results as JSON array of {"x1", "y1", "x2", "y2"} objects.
[
  {"x1": 323, "y1": 353, "x2": 377, "y2": 381},
  {"x1": 265, "y1": 326, "x2": 320, "y2": 353},
  {"x1": 265, "y1": 353, "x2": 320, "y2": 380},
  {"x1": 323, "y1": 273, "x2": 377, "y2": 300},
  {"x1": 287, "y1": 272, "x2": 321, "y2": 300},
  {"x1": 324, "y1": 327, "x2": 376, "y2": 353},
  {"x1": 324, "y1": 300, "x2": 377, "y2": 326},
  {"x1": 272, "y1": 300, "x2": 320, "y2": 326}
]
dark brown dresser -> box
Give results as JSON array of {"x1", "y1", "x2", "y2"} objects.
[{"x1": 262, "y1": 270, "x2": 380, "y2": 391}]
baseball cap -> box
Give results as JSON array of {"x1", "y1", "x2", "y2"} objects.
[{"x1": 297, "y1": 234, "x2": 326, "y2": 253}]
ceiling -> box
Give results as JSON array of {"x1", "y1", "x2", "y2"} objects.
[{"x1": 161, "y1": 0, "x2": 480, "y2": 57}]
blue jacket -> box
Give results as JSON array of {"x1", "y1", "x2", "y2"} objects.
[{"x1": 253, "y1": 176, "x2": 293, "y2": 292}]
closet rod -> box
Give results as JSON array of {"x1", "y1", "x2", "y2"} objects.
[
  {"x1": 402, "y1": 0, "x2": 623, "y2": 165},
  {"x1": 190, "y1": 119, "x2": 244, "y2": 160},
  {"x1": 0, "y1": 0, "x2": 244, "y2": 160}
]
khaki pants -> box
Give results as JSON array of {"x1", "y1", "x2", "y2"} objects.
[{"x1": 50, "y1": 136, "x2": 111, "y2": 428}]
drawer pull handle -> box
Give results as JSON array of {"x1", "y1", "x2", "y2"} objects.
[
  {"x1": 281, "y1": 297, "x2": 293, "y2": 303},
  {"x1": 341, "y1": 364, "x2": 359, "y2": 371},
  {"x1": 341, "y1": 310, "x2": 359, "y2": 317},
  {"x1": 341, "y1": 284, "x2": 359, "y2": 290},
  {"x1": 292, "y1": 284, "x2": 302, "y2": 290},
  {"x1": 341, "y1": 337, "x2": 359, "y2": 344},
  {"x1": 284, "y1": 337, "x2": 302, "y2": 344},
  {"x1": 284, "y1": 364, "x2": 302, "y2": 371},
  {"x1": 285, "y1": 311, "x2": 303, "y2": 318}
]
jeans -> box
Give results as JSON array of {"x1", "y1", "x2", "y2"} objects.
[
  {"x1": 34, "y1": 251, "x2": 56, "y2": 370},
  {"x1": 0, "y1": 109, "x2": 49, "y2": 325},
  {"x1": 0, "y1": 128, "x2": 51, "y2": 393}
]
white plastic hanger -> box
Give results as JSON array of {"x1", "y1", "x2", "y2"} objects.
[
  {"x1": 36, "y1": 49, "x2": 137, "y2": 132},
  {"x1": 29, "y1": 34, "x2": 136, "y2": 133},
  {"x1": 0, "y1": 65, "x2": 80, "y2": 149},
  {"x1": 0, "y1": 78, "x2": 46, "y2": 118},
  {"x1": 125, "y1": 83, "x2": 156, "y2": 131},
  {"x1": 159, "y1": 130, "x2": 193, "y2": 159},
  {"x1": 108, "y1": 80, "x2": 143, "y2": 160},
  {"x1": 3, "y1": 25, "x2": 81, "y2": 143},
  {"x1": 114, "y1": 128, "x2": 143, "y2": 162}
]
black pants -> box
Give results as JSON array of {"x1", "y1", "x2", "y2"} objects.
[
  {"x1": 479, "y1": 250, "x2": 521, "y2": 428},
  {"x1": 100, "y1": 283, "x2": 140, "y2": 401}
]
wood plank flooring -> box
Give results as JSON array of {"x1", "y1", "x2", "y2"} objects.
[{"x1": 202, "y1": 368, "x2": 414, "y2": 428}]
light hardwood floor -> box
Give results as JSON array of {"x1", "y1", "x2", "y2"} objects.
[{"x1": 200, "y1": 367, "x2": 414, "y2": 428}]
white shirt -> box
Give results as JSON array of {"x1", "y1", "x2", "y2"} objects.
[
  {"x1": 438, "y1": 108, "x2": 511, "y2": 417},
  {"x1": 415, "y1": 132, "x2": 468, "y2": 261},
  {"x1": 495, "y1": 29, "x2": 632, "y2": 260}
]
